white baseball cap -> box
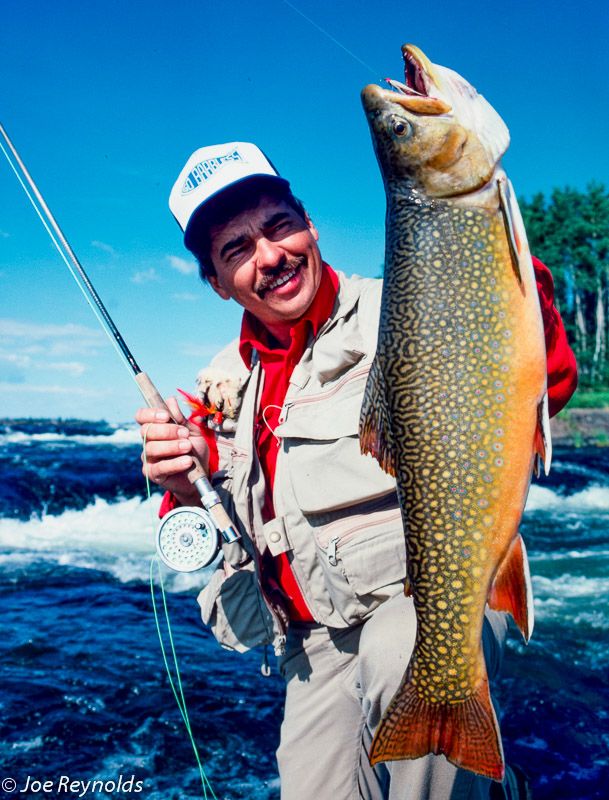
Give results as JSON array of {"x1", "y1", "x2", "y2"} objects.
[{"x1": 168, "y1": 142, "x2": 289, "y2": 247}]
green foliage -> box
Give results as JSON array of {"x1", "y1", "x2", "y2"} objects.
[
  {"x1": 565, "y1": 389, "x2": 609, "y2": 408},
  {"x1": 520, "y1": 183, "x2": 609, "y2": 389}
]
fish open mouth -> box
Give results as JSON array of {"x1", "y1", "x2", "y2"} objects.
[
  {"x1": 380, "y1": 44, "x2": 451, "y2": 116},
  {"x1": 386, "y1": 45, "x2": 429, "y2": 97}
]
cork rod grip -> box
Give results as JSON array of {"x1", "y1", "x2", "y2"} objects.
[
  {"x1": 209, "y1": 500, "x2": 236, "y2": 533},
  {"x1": 135, "y1": 371, "x2": 206, "y2": 483}
]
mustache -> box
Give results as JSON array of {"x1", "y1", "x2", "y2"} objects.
[{"x1": 255, "y1": 256, "x2": 307, "y2": 297}]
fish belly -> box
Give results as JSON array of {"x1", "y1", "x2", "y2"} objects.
[{"x1": 362, "y1": 198, "x2": 546, "y2": 780}]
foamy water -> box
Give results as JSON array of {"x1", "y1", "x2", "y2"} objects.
[
  {"x1": 0, "y1": 426, "x2": 140, "y2": 446},
  {"x1": 0, "y1": 495, "x2": 217, "y2": 591},
  {"x1": 526, "y1": 482, "x2": 609, "y2": 512}
]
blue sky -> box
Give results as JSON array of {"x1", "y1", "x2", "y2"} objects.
[{"x1": 1, "y1": 0, "x2": 607, "y2": 421}]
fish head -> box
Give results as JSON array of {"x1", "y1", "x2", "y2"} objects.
[{"x1": 361, "y1": 44, "x2": 510, "y2": 197}]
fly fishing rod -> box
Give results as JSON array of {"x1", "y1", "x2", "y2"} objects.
[{"x1": 0, "y1": 122, "x2": 244, "y2": 572}]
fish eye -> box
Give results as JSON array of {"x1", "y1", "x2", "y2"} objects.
[{"x1": 391, "y1": 118, "x2": 411, "y2": 137}]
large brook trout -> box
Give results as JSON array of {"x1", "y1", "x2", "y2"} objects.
[{"x1": 359, "y1": 45, "x2": 551, "y2": 781}]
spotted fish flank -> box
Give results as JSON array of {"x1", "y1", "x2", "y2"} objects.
[{"x1": 360, "y1": 45, "x2": 549, "y2": 781}]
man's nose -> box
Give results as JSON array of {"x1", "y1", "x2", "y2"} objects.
[{"x1": 256, "y1": 236, "x2": 285, "y2": 269}]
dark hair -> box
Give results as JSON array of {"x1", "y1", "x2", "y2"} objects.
[{"x1": 185, "y1": 177, "x2": 308, "y2": 282}]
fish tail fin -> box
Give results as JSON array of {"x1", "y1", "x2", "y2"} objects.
[
  {"x1": 489, "y1": 533, "x2": 534, "y2": 642},
  {"x1": 369, "y1": 669, "x2": 504, "y2": 781}
]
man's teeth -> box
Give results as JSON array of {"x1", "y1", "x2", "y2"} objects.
[{"x1": 268, "y1": 267, "x2": 297, "y2": 291}]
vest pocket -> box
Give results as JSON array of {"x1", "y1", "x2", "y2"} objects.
[
  {"x1": 279, "y1": 368, "x2": 397, "y2": 514},
  {"x1": 310, "y1": 505, "x2": 407, "y2": 619},
  {"x1": 197, "y1": 564, "x2": 274, "y2": 652}
]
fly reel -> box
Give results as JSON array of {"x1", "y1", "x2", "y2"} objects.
[{"x1": 156, "y1": 506, "x2": 220, "y2": 572}]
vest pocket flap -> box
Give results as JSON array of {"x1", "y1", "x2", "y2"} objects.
[
  {"x1": 288, "y1": 435, "x2": 397, "y2": 514},
  {"x1": 277, "y1": 364, "x2": 370, "y2": 441},
  {"x1": 341, "y1": 527, "x2": 406, "y2": 598}
]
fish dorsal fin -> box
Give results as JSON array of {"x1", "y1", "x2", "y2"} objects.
[
  {"x1": 497, "y1": 175, "x2": 523, "y2": 287},
  {"x1": 488, "y1": 533, "x2": 534, "y2": 642},
  {"x1": 359, "y1": 358, "x2": 397, "y2": 476}
]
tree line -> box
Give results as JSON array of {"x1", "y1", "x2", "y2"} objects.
[{"x1": 520, "y1": 183, "x2": 609, "y2": 389}]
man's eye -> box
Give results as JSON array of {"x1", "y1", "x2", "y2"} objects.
[
  {"x1": 270, "y1": 221, "x2": 292, "y2": 237},
  {"x1": 224, "y1": 247, "x2": 246, "y2": 265}
]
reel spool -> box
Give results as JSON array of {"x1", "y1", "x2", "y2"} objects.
[{"x1": 156, "y1": 506, "x2": 220, "y2": 572}]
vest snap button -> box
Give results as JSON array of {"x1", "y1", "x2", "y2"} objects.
[{"x1": 269, "y1": 531, "x2": 281, "y2": 543}]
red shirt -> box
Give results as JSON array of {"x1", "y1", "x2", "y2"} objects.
[
  {"x1": 160, "y1": 258, "x2": 578, "y2": 621},
  {"x1": 532, "y1": 256, "x2": 578, "y2": 416},
  {"x1": 238, "y1": 263, "x2": 339, "y2": 621}
]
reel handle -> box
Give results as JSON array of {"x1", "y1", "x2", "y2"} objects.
[{"x1": 135, "y1": 371, "x2": 242, "y2": 546}]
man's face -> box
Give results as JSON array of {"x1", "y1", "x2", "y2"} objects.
[{"x1": 207, "y1": 194, "x2": 323, "y2": 330}]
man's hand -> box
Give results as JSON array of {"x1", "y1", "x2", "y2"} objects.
[{"x1": 135, "y1": 396, "x2": 210, "y2": 507}]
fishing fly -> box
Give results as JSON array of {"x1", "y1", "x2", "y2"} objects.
[{"x1": 0, "y1": 122, "x2": 243, "y2": 573}]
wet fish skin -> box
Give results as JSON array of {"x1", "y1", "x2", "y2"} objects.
[{"x1": 359, "y1": 45, "x2": 548, "y2": 781}]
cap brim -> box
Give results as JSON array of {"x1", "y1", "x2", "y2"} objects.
[{"x1": 183, "y1": 174, "x2": 290, "y2": 249}]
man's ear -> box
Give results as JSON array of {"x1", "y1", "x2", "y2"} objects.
[
  {"x1": 305, "y1": 212, "x2": 319, "y2": 242},
  {"x1": 209, "y1": 274, "x2": 231, "y2": 301}
]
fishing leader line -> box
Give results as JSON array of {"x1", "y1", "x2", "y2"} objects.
[
  {"x1": 144, "y1": 432, "x2": 218, "y2": 800},
  {"x1": 280, "y1": 0, "x2": 383, "y2": 79}
]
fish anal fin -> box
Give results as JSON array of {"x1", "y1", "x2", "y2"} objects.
[
  {"x1": 489, "y1": 534, "x2": 534, "y2": 642},
  {"x1": 369, "y1": 670, "x2": 504, "y2": 781},
  {"x1": 359, "y1": 358, "x2": 397, "y2": 476}
]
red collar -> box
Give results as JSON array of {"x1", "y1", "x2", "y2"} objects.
[{"x1": 239, "y1": 262, "x2": 339, "y2": 368}]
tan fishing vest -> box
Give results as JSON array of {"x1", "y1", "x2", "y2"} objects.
[{"x1": 197, "y1": 272, "x2": 407, "y2": 655}]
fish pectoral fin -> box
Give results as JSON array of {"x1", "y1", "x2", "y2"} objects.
[
  {"x1": 534, "y1": 392, "x2": 553, "y2": 476},
  {"x1": 488, "y1": 534, "x2": 534, "y2": 642},
  {"x1": 497, "y1": 176, "x2": 524, "y2": 288},
  {"x1": 359, "y1": 358, "x2": 397, "y2": 476},
  {"x1": 370, "y1": 668, "x2": 504, "y2": 781}
]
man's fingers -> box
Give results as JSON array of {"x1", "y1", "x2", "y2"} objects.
[
  {"x1": 138, "y1": 422, "x2": 190, "y2": 442},
  {"x1": 135, "y1": 406, "x2": 171, "y2": 425},
  {"x1": 165, "y1": 396, "x2": 187, "y2": 425},
  {"x1": 143, "y1": 455, "x2": 194, "y2": 482},
  {"x1": 142, "y1": 438, "x2": 192, "y2": 461},
  {"x1": 135, "y1": 397, "x2": 186, "y2": 427}
]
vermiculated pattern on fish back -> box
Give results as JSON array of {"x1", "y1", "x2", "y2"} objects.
[
  {"x1": 378, "y1": 193, "x2": 517, "y2": 699},
  {"x1": 360, "y1": 178, "x2": 545, "y2": 777}
]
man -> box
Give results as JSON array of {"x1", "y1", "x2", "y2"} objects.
[{"x1": 136, "y1": 142, "x2": 577, "y2": 800}]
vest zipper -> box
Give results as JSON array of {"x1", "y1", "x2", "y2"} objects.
[
  {"x1": 321, "y1": 508, "x2": 403, "y2": 562},
  {"x1": 326, "y1": 536, "x2": 339, "y2": 567},
  {"x1": 282, "y1": 364, "x2": 371, "y2": 413},
  {"x1": 245, "y1": 364, "x2": 288, "y2": 656}
]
